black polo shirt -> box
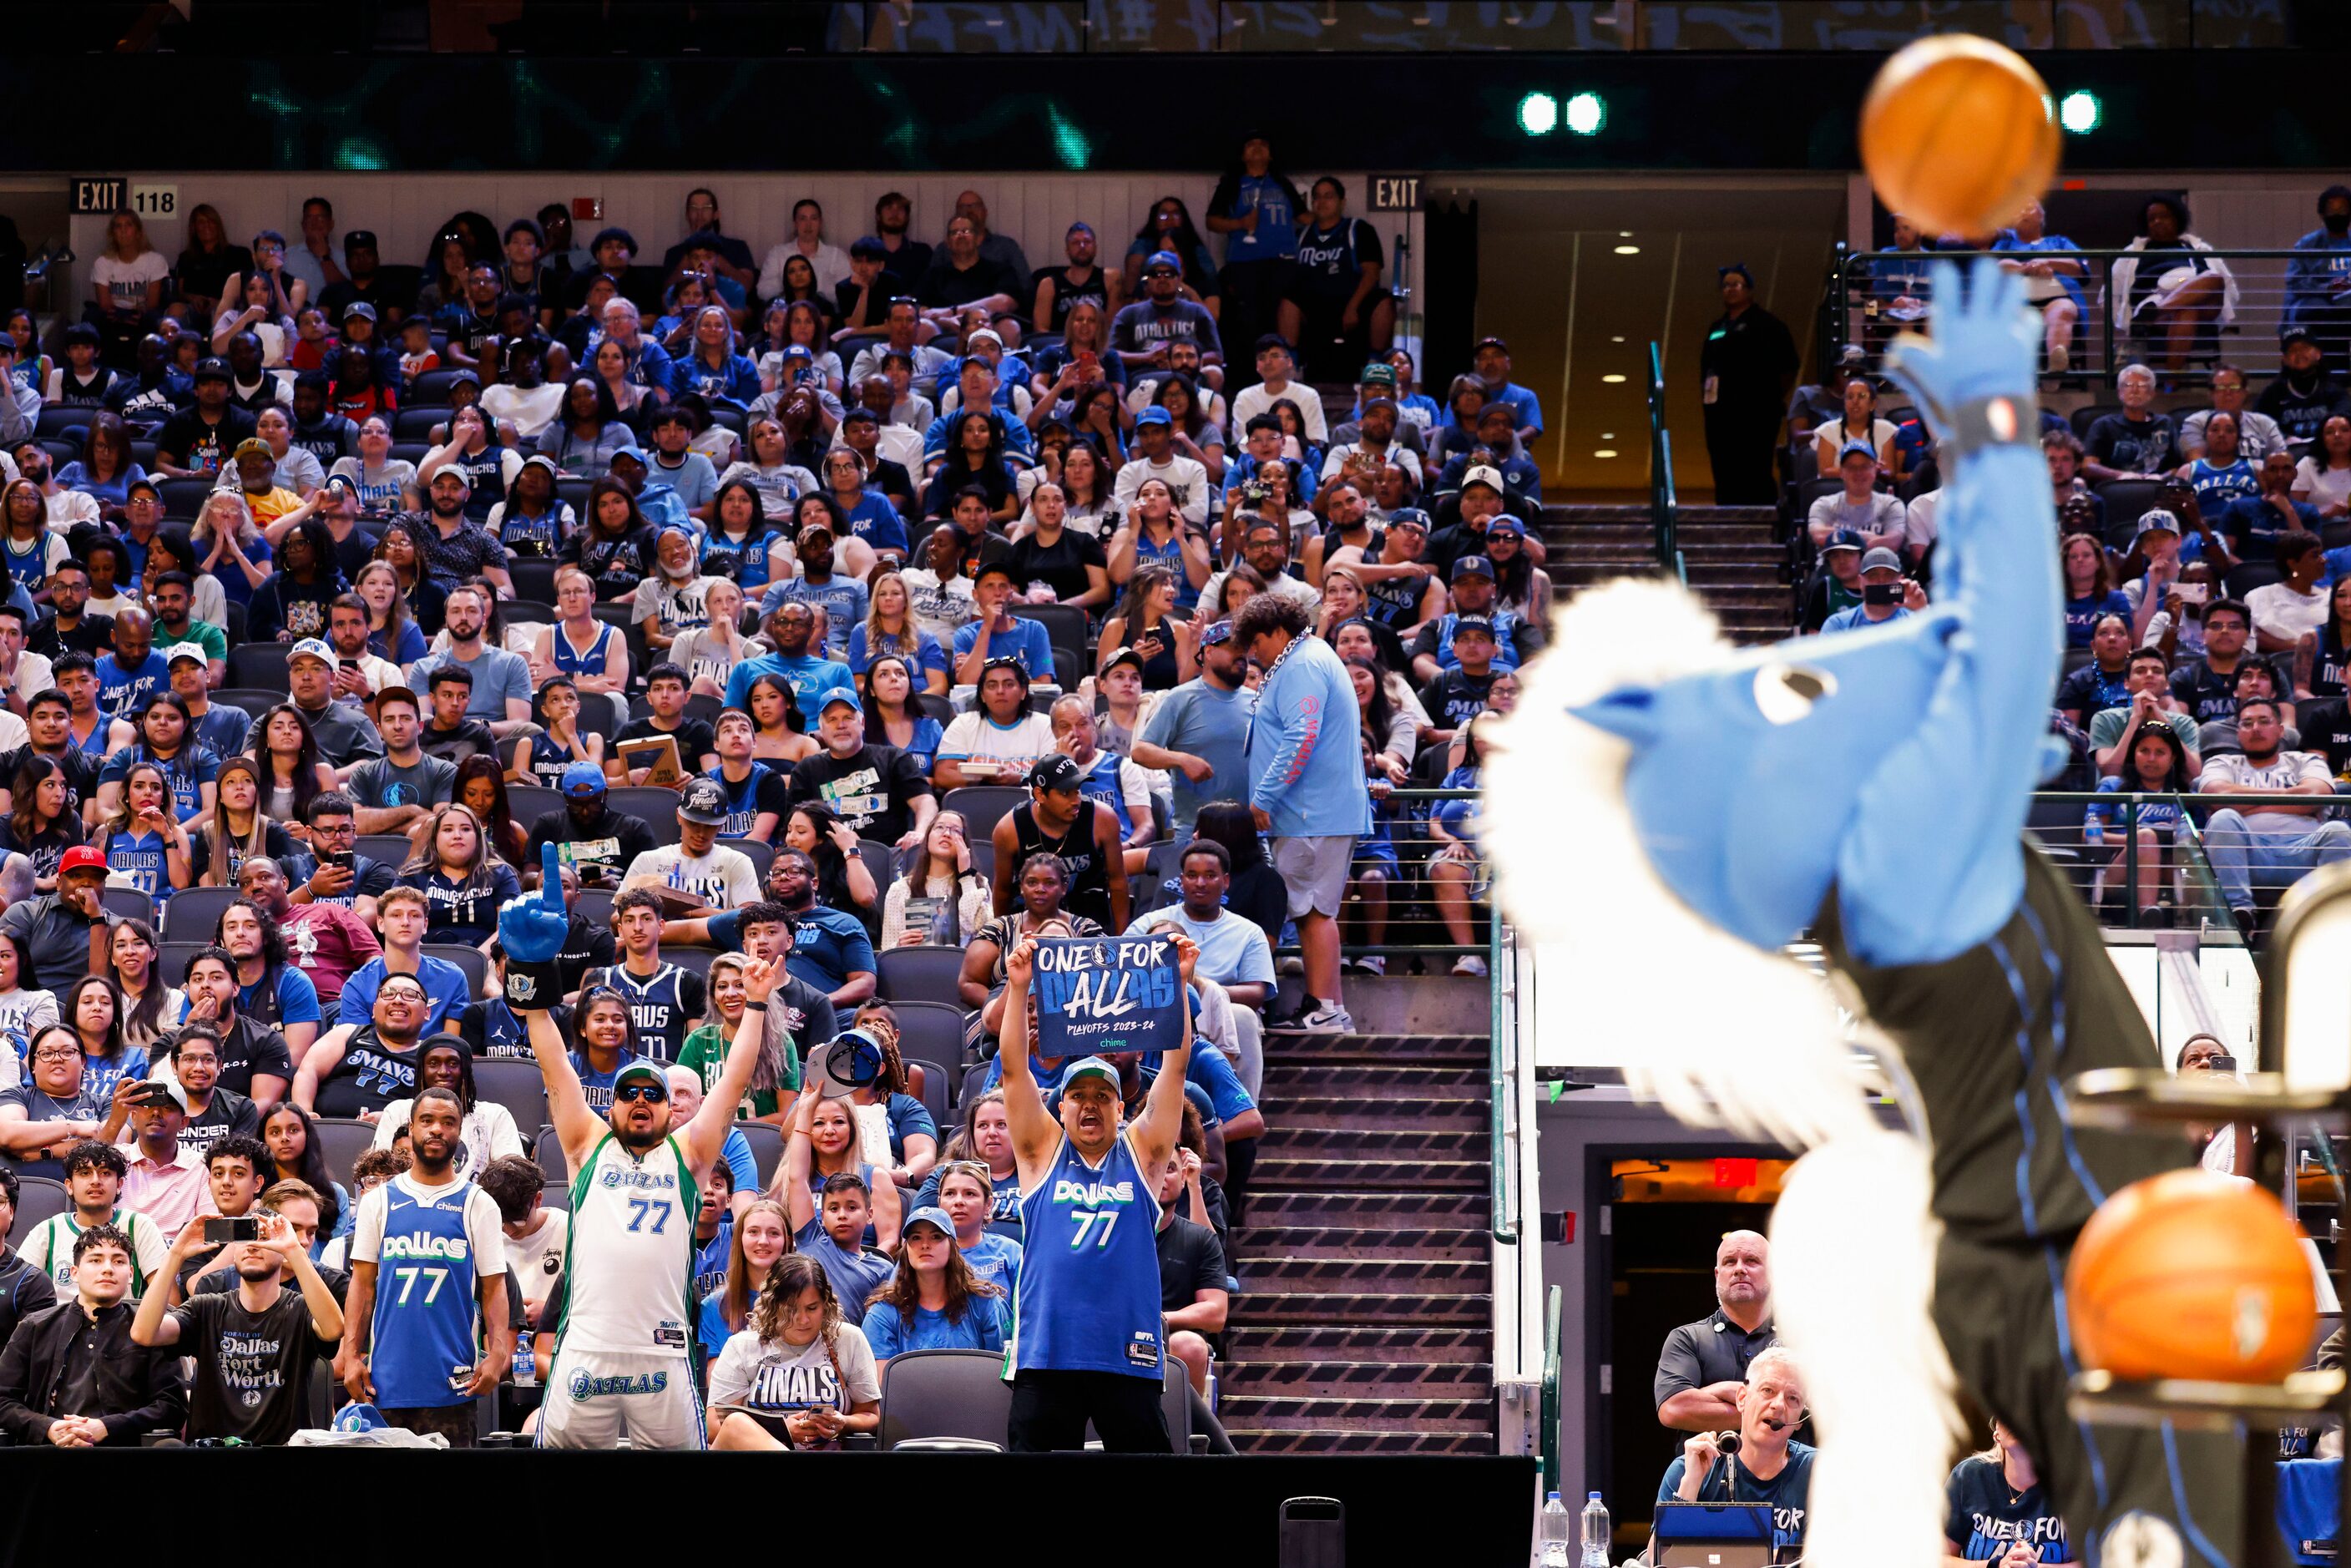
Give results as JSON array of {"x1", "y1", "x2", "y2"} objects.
[{"x1": 1653, "y1": 1308, "x2": 1778, "y2": 1412}]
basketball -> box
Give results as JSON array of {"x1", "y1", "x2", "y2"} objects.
[
  {"x1": 2065, "y1": 1169, "x2": 2317, "y2": 1383},
  {"x1": 1860, "y1": 34, "x2": 2060, "y2": 239}
]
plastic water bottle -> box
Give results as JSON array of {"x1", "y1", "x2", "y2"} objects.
[
  {"x1": 1539, "y1": 1492, "x2": 1572, "y2": 1567},
  {"x1": 1581, "y1": 1493, "x2": 1611, "y2": 1568}
]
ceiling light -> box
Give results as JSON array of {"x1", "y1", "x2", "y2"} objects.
[{"x1": 1594, "y1": 449, "x2": 1619, "y2": 458}]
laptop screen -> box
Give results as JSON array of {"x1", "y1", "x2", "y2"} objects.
[{"x1": 1653, "y1": 1503, "x2": 1776, "y2": 1544}]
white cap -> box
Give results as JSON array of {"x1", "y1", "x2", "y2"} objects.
[{"x1": 163, "y1": 642, "x2": 207, "y2": 667}]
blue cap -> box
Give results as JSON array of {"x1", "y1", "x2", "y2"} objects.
[
  {"x1": 778, "y1": 343, "x2": 814, "y2": 360},
  {"x1": 1486, "y1": 514, "x2": 1526, "y2": 539},
  {"x1": 1061, "y1": 1055, "x2": 1122, "y2": 1089},
  {"x1": 1135, "y1": 406, "x2": 1173, "y2": 428},
  {"x1": 1449, "y1": 554, "x2": 1495, "y2": 584},
  {"x1": 1838, "y1": 438, "x2": 1878, "y2": 463},
  {"x1": 902, "y1": 1205, "x2": 956, "y2": 1239},
  {"x1": 1823, "y1": 528, "x2": 1865, "y2": 554},
  {"x1": 333, "y1": 1402, "x2": 391, "y2": 1434},
  {"x1": 1199, "y1": 620, "x2": 1235, "y2": 647},
  {"x1": 1145, "y1": 250, "x2": 1183, "y2": 274},
  {"x1": 818, "y1": 690, "x2": 862, "y2": 716},
  {"x1": 561, "y1": 761, "x2": 607, "y2": 799},
  {"x1": 605, "y1": 443, "x2": 647, "y2": 467}
]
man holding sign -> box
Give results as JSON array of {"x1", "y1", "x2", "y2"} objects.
[{"x1": 998, "y1": 926, "x2": 1198, "y2": 1452}]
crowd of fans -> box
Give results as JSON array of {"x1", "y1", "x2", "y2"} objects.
[
  {"x1": 0, "y1": 161, "x2": 1529, "y2": 1448},
  {"x1": 1781, "y1": 186, "x2": 2351, "y2": 939}
]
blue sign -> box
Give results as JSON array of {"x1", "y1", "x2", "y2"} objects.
[{"x1": 1031, "y1": 935, "x2": 1182, "y2": 1060}]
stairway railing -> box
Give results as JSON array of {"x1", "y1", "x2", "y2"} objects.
[
  {"x1": 1540, "y1": 1282, "x2": 1563, "y2": 1495},
  {"x1": 1646, "y1": 341, "x2": 1686, "y2": 584}
]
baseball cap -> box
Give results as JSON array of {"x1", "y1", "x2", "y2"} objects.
[
  {"x1": 233, "y1": 438, "x2": 272, "y2": 462},
  {"x1": 372, "y1": 685, "x2": 420, "y2": 711},
  {"x1": 333, "y1": 1402, "x2": 392, "y2": 1434},
  {"x1": 1486, "y1": 515, "x2": 1526, "y2": 539},
  {"x1": 1859, "y1": 547, "x2": 1904, "y2": 574},
  {"x1": 1197, "y1": 620, "x2": 1235, "y2": 648},
  {"x1": 1029, "y1": 754, "x2": 1084, "y2": 792},
  {"x1": 1135, "y1": 406, "x2": 1173, "y2": 428},
  {"x1": 427, "y1": 465, "x2": 473, "y2": 490},
  {"x1": 678, "y1": 777, "x2": 729, "y2": 826},
  {"x1": 605, "y1": 444, "x2": 648, "y2": 468},
  {"x1": 968, "y1": 328, "x2": 1004, "y2": 350},
  {"x1": 972, "y1": 559, "x2": 1020, "y2": 589},
  {"x1": 163, "y1": 642, "x2": 207, "y2": 669},
  {"x1": 1838, "y1": 343, "x2": 1868, "y2": 367},
  {"x1": 1100, "y1": 644, "x2": 1147, "y2": 674},
  {"x1": 796, "y1": 514, "x2": 834, "y2": 541},
  {"x1": 1253, "y1": 334, "x2": 1293, "y2": 356},
  {"x1": 819, "y1": 690, "x2": 862, "y2": 717},
  {"x1": 1822, "y1": 528, "x2": 1865, "y2": 554},
  {"x1": 58, "y1": 845, "x2": 106, "y2": 878},
  {"x1": 2135, "y1": 508, "x2": 2182, "y2": 539},
  {"x1": 1451, "y1": 613, "x2": 1498, "y2": 641},
  {"x1": 902, "y1": 1205, "x2": 955, "y2": 1240},
  {"x1": 1060, "y1": 1055, "x2": 1121, "y2": 1090},
  {"x1": 561, "y1": 761, "x2": 607, "y2": 799},
  {"x1": 342, "y1": 230, "x2": 379, "y2": 251},
  {"x1": 2282, "y1": 322, "x2": 2316, "y2": 347},
  {"x1": 1387, "y1": 508, "x2": 1431, "y2": 534},
  {"x1": 287, "y1": 638, "x2": 335, "y2": 669},
  {"x1": 1473, "y1": 335, "x2": 1510, "y2": 354},
  {"x1": 125, "y1": 478, "x2": 160, "y2": 503},
  {"x1": 1838, "y1": 439, "x2": 1878, "y2": 463},
  {"x1": 341, "y1": 300, "x2": 378, "y2": 324},
  {"x1": 192, "y1": 357, "x2": 231, "y2": 384},
  {"x1": 1359, "y1": 362, "x2": 1398, "y2": 387},
  {"x1": 810, "y1": 1029, "x2": 887, "y2": 1100},
  {"x1": 1460, "y1": 464, "x2": 1504, "y2": 495},
  {"x1": 611, "y1": 1061, "x2": 670, "y2": 1096},
  {"x1": 1145, "y1": 250, "x2": 1182, "y2": 275},
  {"x1": 445, "y1": 369, "x2": 481, "y2": 391},
  {"x1": 1449, "y1": 554, "x2": 1495, "y2": 584}
]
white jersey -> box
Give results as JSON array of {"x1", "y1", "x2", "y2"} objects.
[{"x1": 557, "y1": 1131, "x2": 701, "y2": 1358}]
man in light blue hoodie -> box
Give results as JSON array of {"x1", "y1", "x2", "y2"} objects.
[{"x1": 1236, "y1": 593, "x2": 1373, "y2": 1033}]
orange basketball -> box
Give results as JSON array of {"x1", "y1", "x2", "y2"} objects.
[
  {"x1": 2065, "y1": 1169, "x2": 2316, "y2": 1383},
  {"x1": 1860, "y1": 34, "x2": 2060, "y2": 240}
]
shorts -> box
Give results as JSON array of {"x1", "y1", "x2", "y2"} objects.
[
  {"x1": 382, "y1": 1403, "x2": 477, "y2": 1447},
  {"x1": 1272, "y1": 834, "x2": 1353, "y2": 919},
  {"x1": 537, "y1": 1348, "x2": 704, "y2": 1451}
]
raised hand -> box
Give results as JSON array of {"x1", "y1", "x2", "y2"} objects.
[{"x1": 1880, "y1": 256, "x2": 2038, "y2": 439}]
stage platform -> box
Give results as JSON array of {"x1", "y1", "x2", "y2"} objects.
[{"x1": 0, "y1": 1449, "x2": 1538, "y2": 1565}]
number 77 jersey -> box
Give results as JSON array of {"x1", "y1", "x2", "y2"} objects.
[
  {"x1": 556, "y1": 1132, "x2": 703, "y2": 1358},
  {"x1": 1008, "y1": 1131, "x2": 1165, "y2": 1380}
]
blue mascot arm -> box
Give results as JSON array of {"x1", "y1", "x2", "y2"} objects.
[{"x1": 1833, "y1": 260, "x2": 2065, "y2": 967}]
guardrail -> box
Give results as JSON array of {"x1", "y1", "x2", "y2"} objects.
[
  {"x1": 1647, "y1": 341, "x2": 1685, "y2": 583},
  {"x1": 1833, "y1": 246, "x2": 2350, "y2": 390},
  {"x1": 1491, "y1": 911, "x2": 1519, "y2": 1244},
  {"x1": 1263, "y1": 787, "x2": 1487, "y2": 964},
  {"x1": 1540, "y1": 1282, "x2": 1564, "y2": 1496},
  {"x1": 2027, "y1": 787, "x2": 2351, "y2": 938}
]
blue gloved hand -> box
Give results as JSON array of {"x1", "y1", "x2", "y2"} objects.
[
  {"x1": 1880, "y1": 256, "x2": 2038, "y2": 438},
  {"x1": 499, "y1": 843, "x2": 571, "y2": 1009}
]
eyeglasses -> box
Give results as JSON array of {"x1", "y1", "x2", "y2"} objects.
[
  {"x1": 614, "y1": 1083, "x2": 668, "y2": 1104},
  {"x1": 31, "y1": 1047, "x2": 77, "y2": 1062},
  {"x1": 379, "y1": 987, "x2": 429, "y2": 1004},
  {"x1": 311, "y1": 822, "x2": 356, "y2": 836}
]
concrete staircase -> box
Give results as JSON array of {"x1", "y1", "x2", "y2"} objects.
[
  {"x1": 1221, "y1": 977, "x2": 1498, "y2": 1455},
  {"x1": 1534, "y1": 503, "x2": 1793, "y2": 643}
]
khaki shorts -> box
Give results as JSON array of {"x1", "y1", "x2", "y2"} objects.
[{"x1": 1272, "y1": 835, "x2": 1354, "y2": 920}]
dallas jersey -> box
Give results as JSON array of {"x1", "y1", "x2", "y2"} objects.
[
  {"x1": 1009, "y1": 1131, "x2": 1163, "y2": 1379},
  {"x1": 556, "y1": 1131, "x2": 701, "y2": 1358},
  {"x1": 585, "y1": 963, "x2": 703, "y2": 1063},
  {"x1": 360, "y1": 1172, "x2": 498, "y2": 1410}
]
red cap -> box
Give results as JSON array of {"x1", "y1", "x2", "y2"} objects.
[{"x1": 57, "y1": 846, "x2": 106, "y2": 878}]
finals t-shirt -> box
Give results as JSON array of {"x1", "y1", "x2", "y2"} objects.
[{"x1": 169, "y1": 1285, "x2": 335, "y2": 1444}]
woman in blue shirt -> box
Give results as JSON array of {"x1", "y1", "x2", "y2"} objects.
[
  {"x1": 93, "y1": 761, "x2": 192, "y2": 908},
  {"x1": 857, "y1": 1206, "x2": 1006, "y2": 1366},
  {"x1": 698, "y1": 1197, "x2": 793, "y2": 1373},
  {"x1": 666, "y1": 306, "x2": 761, "y2": 411},
  {"x1": 2060, "y1": 533, "x2": 2132, "y2": 649},
  {"x1": 2085, "y1": 721, "x2": 2192, "y2": 919},
  {"x1": 395, "y1": 802, "x2": 522, "y2": 947},
  {"x1": 847, "y1": 574, "x2": 948, "y2": 690},
  {"x1": 820, "y1": 447, "x2": 910, "y2": 559},
  {"x1": 57, "y1": 412, "x2": 145, "y2": 508},
  {"x1": 700, "y1": 476, "x2": 778, "y2": 594},
  {"x1": 860, "y1": 655, "x2": 944, "y2": 777}
]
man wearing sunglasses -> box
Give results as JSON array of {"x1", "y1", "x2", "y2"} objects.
[{"x1": 504, "y1": 843, "x2": 775, "y2": 1451}]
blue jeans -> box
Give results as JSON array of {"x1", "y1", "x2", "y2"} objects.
[{"x1": 2201, "y1": 809, "x2": 2351, "y2": 909}]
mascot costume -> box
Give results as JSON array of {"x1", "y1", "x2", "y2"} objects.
[{"x1": 1489, "y1": 260, "x2": 2242, "y2": 1568}]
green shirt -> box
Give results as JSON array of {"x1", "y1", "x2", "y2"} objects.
[
  {"x1": 160, "y1": 618, "x2": 229, "y2": 666},
  {"x1": 2087, "y1": 705, "x2": 2199, "y2": 757},
  {"x1": 678, "y1": 1021, "x2": 795, "y2": 1120}
]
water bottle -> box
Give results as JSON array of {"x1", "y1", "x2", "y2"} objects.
[
  {"x1": 1581, "y1": 1492, "x2": 1612, "y2": 1568},
  {"x1": 511, "y1": 1340, "x2": 536, "y2": 1388},
  {"x1": 1539, "y1": 1491, "x2": 1572, "y2": 1567}
]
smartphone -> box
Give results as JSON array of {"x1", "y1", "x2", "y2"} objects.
[
  {"x1": 2177, "y1": 583, "x2": 2209, "y2": 604},
  {"x1": 2205, "y1": 1054, "x2": 2239, "y2": 1074},
  {"x1": 204, "y1": 1216, "x2": 260, "y2": 1246},
  {"x1": 130, "y1": 1081, "x2": 177, "y2": 1107}
]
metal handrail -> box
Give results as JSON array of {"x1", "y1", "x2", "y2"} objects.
[
  {"x1": 1490, "y1": 908, "x2": 1517, "y2": 1244},
  {"x1": 1647, "y1": 341, "x2": 1684, "y2": 583},
  {"x1": 1540, "y1": 1282, "x2": 1563, "y2": 1495}
]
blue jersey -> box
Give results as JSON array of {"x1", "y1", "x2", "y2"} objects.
[
  {"x1": 367, "y1": 1174, "x2": 487, "y2": 1410},
  {"x1": 1009, "y1": 1131, "x2": 1164, "y2": 1380},
  {"x1": 569, "y1": 1050, "x2": 640, "y2": 1114},
  {"x1": 551, "y1": 620, "x2": 621, "y2": 681},
  {"x1": 1077, "y1": 750, "x2": 1135, "y2": 836},
  {"x1": 104, "y1": 827, "x2": 173, "y2": 905},
  {"x1": 2187, "y1": 457, "x2": 2258, "y2": 516},
  {"x1": 700, "y1": 530, "x2": 773, "y2": 594}
]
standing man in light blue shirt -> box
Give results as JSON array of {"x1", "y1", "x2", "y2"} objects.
[
  {"x1": 1132, "y1": 620, "x2": 1256, "y2": 835},
  {"x1": 1236, "y1": 593, "x2": 1370, "y2": 1034}
]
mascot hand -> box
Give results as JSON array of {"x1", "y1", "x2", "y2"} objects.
[
  {"x1": 1880, "y1": 256, "x2": 2037, "y2": 436},
  {"x1": 498, "y1": 843, "x2": 571, "y2": 1010}
]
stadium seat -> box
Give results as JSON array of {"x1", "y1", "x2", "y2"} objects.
[
  {"x1": 2069, "y1": 402, "x2": 2121, "y2": 441},
  {"x1": 2227, "y1": 560, "x2": 2283, "y2": 598},
  {"x1": 1012, "y1": 603, "x2": 1089, "y2": 673},
  {"x1": 938, "y1": 786, "x2": 1025, "y2": 838},
  {"x1": 2094, "y1": 478, "x2": 2166, "y2": 534},
  {"x1": 876, "y1": 945, "x2": 966, "y2": 1006},
  {"x1": 226, "y1": 643, "x2": 295, "y2": 691},
  {"x1": 574, "y1": 888, "x2": 614, "y2": 928},
  {"x1": 410, "y1": 370, "x2": 463, "y2": 406},
  {"x1": 960, "y1": 1061, "x2": 989, "y2": 1110},
  {"x1": 424, "y1": 944, "x2": 488, "y2": 999},
  {"x1": 509, "y1": 559, "x2": 560, "y2": 604},
  {"x1": 733, "y1": 837, "x2": 776, "y2": 886},
  {"x1": 394, "y1": 406, "x2": 450, "y2": 441},
  {"x1": 915, "y1": 692, "x2": 956, "y2": 727},
  {"x1": 539, "y1": 1181, "x2": 571, "y2": 1211},
  {"x1": 738, "y1": 1121, "x2": 784, "y2": 1188},
  {"x1": 555, "y1": 478, "x2": 593, "y2": 518},
  {"x1": 157, "y1": 477, "x2": 216, "y2": 520},
  {"x1": 507, "y1": 785, "x2": 562, "y2": 827},
  {"x1": 854, "y1": 838, "x2": 896, "y2": 896},
  {"x1": 506, "y1": 599, "x2": 556, "y2": 628},
  {"x1": 472, "y1": 1058, "x2": 550, "y2": 1141},
  {"x1": 161, "y1": 885, "x2": 240, "y2": 943},
  {"x1": 12, "y1": 1176, "x2": 68, "y2": 1237},
  {"x1": 213, "y1": 687, "x2": 289, "y2": 721},
  {"x1": 357, "y1": 834, "x2": 415, "y2": 869},
  {"x1": 156, "y1": 940, "x2": 213, "y2": 988},
  {"x1": 887, "y1": 1000, "x2": 969, "y2": 1109},
  {"x1": 534, "y1": 1124, "x2": 568, "y2": 1182},
  {"x1": 312, "y1": 1118, "x2": 377, "y2": 1186},
  {"x1": 665, "y1": 944, "x2": 720, "y2": 979},
  {"x1": 34, "y1": 406, "x2": 83, "y2": 438},
  {"x1": 877, "y1": 1348, "x2": 1014, "y2": 1451},
  {"x1": 99, "y1": 886, "x2": 156, "y2": 925},
  {"x1": 607, "y1": 787, "x2": 684, "y2": 846}
]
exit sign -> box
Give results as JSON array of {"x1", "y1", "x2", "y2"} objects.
[
  {"x1": 69, "y1": 177, "x2": 124, "y2": 215},
  {"x1": 1368, "y1": 175, "x2": 1423, "y2": 213}
]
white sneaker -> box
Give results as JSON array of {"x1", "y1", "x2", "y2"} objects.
[
  {"x1": 1452, "y1": 955, "x2": 1489, "y2": 977},
  {"x1": 2047, "y1": 341, "x2": 2070, "y2": 374},
  {"x1": 1295, "y1": 1004, "x2": 1355, "y2": 1034},
  {"x1": 1356, "y1": 954, "x2": 1386, "y2": 977}
]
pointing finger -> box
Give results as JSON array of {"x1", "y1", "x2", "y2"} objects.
[{"x1": 539, "y1": 842, "x2": 564, "y2": 909}]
